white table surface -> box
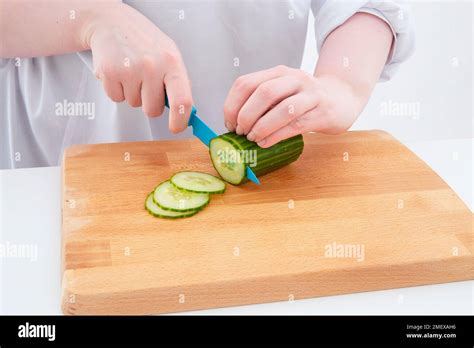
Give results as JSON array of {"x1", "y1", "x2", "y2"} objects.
[{"x1": 1, "y1": 137, "x2": 472, "y2": 315}]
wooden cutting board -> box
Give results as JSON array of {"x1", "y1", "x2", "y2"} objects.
[{"x1": 61, "y1": 130, "x2": 473, "y2": 315}]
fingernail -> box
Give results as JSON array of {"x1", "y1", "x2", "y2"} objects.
[
  {"x1": 236, "y1": 125, "x2": 243, "y2": 135},
  {"x1": 247, "y1": 131, "x2": 256, "y2": 142},
  {"x1": 257, "y1": 139, "x2": 266, "y2": 147}
]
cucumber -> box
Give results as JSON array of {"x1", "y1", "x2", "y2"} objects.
[
  {"x1": 171, "y1": 171, "x2": 226, "y2": 194},
  {"x1": 209, "y1": 132, "x2": 304, "y2": 185},
  {"x1": 153, "y1": 180, "x2": 209, "y2": 212},
  {"x1": 145, "y1": 193, "x2": 199, "y2": 219}
]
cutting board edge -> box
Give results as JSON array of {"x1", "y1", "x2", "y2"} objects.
[{"x1": 61, "y1": 254, "x2": 474, "y2": 315}]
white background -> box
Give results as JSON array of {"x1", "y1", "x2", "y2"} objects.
[{"x1": 302, "y1": 0, "x2": 473, "y2": 142}]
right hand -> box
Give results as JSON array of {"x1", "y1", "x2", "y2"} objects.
[{"x1": 82, "y1": 3, "x2": 193, "y2": 133}]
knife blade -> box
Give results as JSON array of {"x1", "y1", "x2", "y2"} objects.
[{"x1": 164, "y1": 96, "x2": 261, "y2": 185}]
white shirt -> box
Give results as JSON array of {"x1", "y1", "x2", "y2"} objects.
[{"x1": 0, "y1": 0, "x2": 414, "y2": 169}]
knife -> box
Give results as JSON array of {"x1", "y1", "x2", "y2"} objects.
[
  {"x1": 74, "y1": 52, "x2": 261, "y2": 183},
  {"x1": 164, "y1": 96, "x2": 261, "y2": 185}
]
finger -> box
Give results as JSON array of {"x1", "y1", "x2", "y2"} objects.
[
  {"x1": 257, "y1": 112, "x2": 313, "y2": 148},
  {"x1": 101, "y1": 77, "x2": 125, "y2": 102},
  {"x1": 164, "y1": 66, "x2": 193, "y2": 133},
  {"x1": 237, "y1": 76, "x2": 301, "y2": 135},
  {"x1": 224, "y1": 65, "x2": 290, "y2": 131},
  {"x1": 141, "y1": 75, "x2": 165, "y2": 118},
  {"x1": 122, "y1": 79, "x2": 143, "y2": 107},
  {"x1": 247, "y1": 92, "x2": 319, "y2": 143}
]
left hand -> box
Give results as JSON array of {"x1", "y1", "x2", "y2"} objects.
[{"x1": 223, "y1": 65, "x2": 366, "y2": 148}]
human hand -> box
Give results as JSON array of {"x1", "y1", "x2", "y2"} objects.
[
  {"x1": 83, "y1": 3, "x2": 193, "y2": 133},
  {"x1": 223, "y1": 65, "x2": 366, "y2": 148}
]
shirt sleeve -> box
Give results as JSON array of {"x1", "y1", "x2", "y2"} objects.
[{"x1": 311, "y1": 0, "x2": 415, "y2": 81}]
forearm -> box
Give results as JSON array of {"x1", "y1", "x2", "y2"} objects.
[
  {"x1": 0, "y1": 0, "x2": 120, "y2": 58},
  {"x1": 314, "y1": 12, "x2": 393, "y2": 106}
]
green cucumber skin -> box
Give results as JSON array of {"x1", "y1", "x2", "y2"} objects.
[
  {"x1": 144, "y1": 193, "x2": 199, "y2": 219},
  {"x1": 152, "y1": 181, "x2": 210, "y2": 212},
  {"x1": 170, "y1": 180, "x2": 225, "y2": 194},
  {"x1": 170, "y1": 171, "x2": 226, "y2": 194},
  {"x1": 211, "y1": 132, "x2": 304, "y2": 185}
]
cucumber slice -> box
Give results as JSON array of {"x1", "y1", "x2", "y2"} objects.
[
  {"x1": 171, "y1": 171, "x2": 226, "y2": 194},
  {"x1": 145, "y1": 193, "x2": 199, "y2": 219},
  {"x1": 209, "y1": 138, "x2": 245, "y2": 185},
  {"x1": 153, "y1": 180, "x2": 209, "y2": 212},
  {"x1": 209, "y1": 132, "x2": 304, "y2": 185}
]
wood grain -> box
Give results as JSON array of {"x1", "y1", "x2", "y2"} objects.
[{"x1": 61, "y1": 131, "x2": 473, "y2": 315}]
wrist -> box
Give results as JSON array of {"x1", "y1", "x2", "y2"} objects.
[
  {"x1": 316, "y1": 73, "x2": 369, "y2": 109},
  {"x1": 79, "y1": 1, "x2": 123, "y2": 49}
]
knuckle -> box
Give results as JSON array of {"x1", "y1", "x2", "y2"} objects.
[
  {"x1": 175, "y1": 97, "x2": 192, "y2": 109},
  {"x1": 236, "y1": 113, "x2": 250, "y2": 129},
  {"x1": 172, "y1": 97, "x2": 192, "y2": 115},
  {"x1": 99, "y1": 62, "x2": 118, "y2": 78},
  {"x1": 283, "y1": 100, "x2": 298, "y2": 117},
  {"x1": 233, "y1": 76, "x2": 250, "y2": 93},
  {"x1": 274, "y1": 64, "x2": 288, "y2": 74},
  {"x1": 223, "y1": 103, "x2": 231, "y2": 115},
  {"x1": 118, "y1": 65, "x2": 134, "y2": 80},
  {"x1": 223, "y1": 104, "x2": 236, "y2": 118},
  {"x1": 161, "y1": 49, "x2": 181, "y2": 67},
  {"x1": 256, "y1": 84, "x2": 275, "y2": 100},
  {"x1": 290, "y1": 118, "x2": 305, "y2": 131},
  {"x1": 141, "y1": 55, "x2": 158, "y2": 74},
  {"x1": 251, "y1": 127, "x2": 264, "y2": 140}
]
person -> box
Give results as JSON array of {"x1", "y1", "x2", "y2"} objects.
[{"x1": 0, "y1": 0, "x2": 414, "y2": 169}]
